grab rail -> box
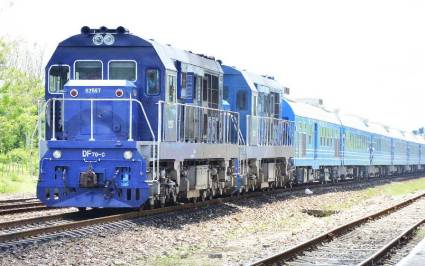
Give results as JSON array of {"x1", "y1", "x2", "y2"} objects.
[
  {"x1": 246, "y1": 115, "x2": 295, "y2": 146},
  {"x1": 37, "y1": 97, "x2": 158, "y2": 179},
  {"x1": 157, "y1": 101, "x2": 244, "y2": 145}
]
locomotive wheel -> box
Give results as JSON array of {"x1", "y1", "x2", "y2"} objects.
[
  {"x1": 201, "y1": 191, "x2": 207, "y2": 202},
  {"x1": 171, "y1": 192, "x2": 177, "y2": 204}
]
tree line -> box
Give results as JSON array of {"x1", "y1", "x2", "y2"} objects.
[{"x1": 0, "y1": 38, "x2": 44, "y2": 165}]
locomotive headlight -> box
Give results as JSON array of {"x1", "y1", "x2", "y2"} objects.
[
  {"x1": 123, "y1": 150, "x2": 133, "y2": 160},
  {"x1": 92, "y1": 33, "x2": 104, "y2": 45},
  {"x1": 52, "y1": 150, "x2": 62, "y2": 159},
  {"x1": 103, "y1": 33, "x2": 115, "y2": 45}
]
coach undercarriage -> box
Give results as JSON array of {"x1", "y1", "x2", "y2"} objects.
[{"x1": 293, "y1": 164, "x2": 423, "y2": 185}]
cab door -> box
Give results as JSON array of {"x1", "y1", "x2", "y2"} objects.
[{"x1": 163, "y1": 72, "x2": 178, "y2": 141}]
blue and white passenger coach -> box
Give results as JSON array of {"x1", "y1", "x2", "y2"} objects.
[{"x1": 38, "y1": 26, "x2": 244, "y2": 208}]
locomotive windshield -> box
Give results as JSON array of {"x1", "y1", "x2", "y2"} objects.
[
  {"x1": 75, "y1": 61, "x2": 102, "y2": 80},
  {"x1": 109, "y1": 61, "x2": 136, "y2": 81}
]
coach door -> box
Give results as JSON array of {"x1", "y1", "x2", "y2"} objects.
[
  {"x1": 335, "y1": 138, "x2": 340, "y2": 158},
  {"x1": 369, "y1": 136, "x2": 374, "y2": 165},
  {"x1": 314, "y1": 123, "x2": 318, "y2": 159}
]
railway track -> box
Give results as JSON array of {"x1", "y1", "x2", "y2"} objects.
[
  {"x1": 0, "y1": 198, "x2": 48, "y2": 215},
  {"x1": 0, "y1": 206, "x2": 51, "y2": 216},
  {"x1": 250, "y1": 191, "x2": 425, "y2": 266},
  {"x1": 0, "y1": 197, "x2": 38, "y2": 204},
  {"x1": 0, "y1": 174, "x2": 422, "y2": 252},
  {"x1": 0, "y1": 202, "x2": 44, "y2": 210}
]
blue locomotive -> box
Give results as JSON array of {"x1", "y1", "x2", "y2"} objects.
[{"x1": 37, "y1": 26, "x2": 425, "y2": 209}]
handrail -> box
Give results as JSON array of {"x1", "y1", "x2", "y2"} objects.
[
  {"x1": 157, "y1": 100, "x2": 240, "y2": 116},
  {"x1": 246, "y1": 114, "x2": 294, "y2": 147},
  {"x1": 38, "y1": 97, "x2": 158, "y2": 180},
  {"x1": 157, "y1": 100, "x2": 241, "y2": 145}
]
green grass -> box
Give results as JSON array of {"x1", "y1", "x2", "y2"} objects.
[
  {"x1": 320, "y1": 177, "x2": 425, "y2": 212},
  {"x1": 0, "y1": 163, "x2": 37, "y2": 194},
  {"x1": 364, "y1": 177, "x2": 425, "y2": 197}
]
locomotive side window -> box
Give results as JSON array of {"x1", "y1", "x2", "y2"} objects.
[
  {"x1": 223, "y1": 86, "x2": 229, "y2": 101},
  {"x1": 109, "y1": 61, "x2": 136, "y2": 81},
  {"x1": 202, "y1": 74, "x2": 219, "y2": 109},
  {"x1": 75, "y1": 61, "x2": 102, "y2": 80},
  {"x1": 237, "y1": 91, "x2": 247, "y2": 110},
  {"x1": 146, "y1": 69, "x2": 160, "y2": 95},
  {"x1": 48, "y1": 65, "x2": 70, "y2": 93}
]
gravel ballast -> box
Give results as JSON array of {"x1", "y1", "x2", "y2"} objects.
[{"x1": 1, "y1": 178, "x2": 425, "y2": 265}]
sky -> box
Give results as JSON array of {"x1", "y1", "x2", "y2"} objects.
[{"x1": 0, "y1": 0, "x2": 424, "y2": 131}]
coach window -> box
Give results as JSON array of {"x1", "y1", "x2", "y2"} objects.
[
  {"x1": 75, "y1": 61, "x2": 102, "y2": 80},
  {"x1": 48, "y1": 65, "x2": 70, "y2": 93},
  {"x1": 109, "y1": 61, "x2": 136, "y2": 81},
  {"x1": 237, "y1": 91, "x2": 247, "y2": 110},
  {"x1": 146, "y1": 69, "x2": 160, "y2": 95}
]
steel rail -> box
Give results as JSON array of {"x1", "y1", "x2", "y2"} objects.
[
  {"x1": 0, "y1": 212, "x2": 75, "y2": 231},
  {"x1": 0, "y1": 199, "x2": 227, "y2": 243},
  {"x1": 0, "y1": 206, "x2": 52, "y2": 216},
  {"x1": 249, "y1": 191, "x2": 425, "y2": 266},
  {"x1": 0, "y1": 181, "x2": 354, "y2": 244},
  {"x1": 0, "y1": 174, "x2": 422, "y2": 247},
  {"x1": 358, "y1": 217, "x2": 425, "y2": 266},
  {"x1": 0, "y1": 202, "x2": 44, "y2": 210},
  {"x1": 0, "y1": 198, "x2": 38, "y2": 204}
]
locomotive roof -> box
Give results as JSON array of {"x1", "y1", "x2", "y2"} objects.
[
  {"x1": 147, "y1": 40, "x2": 223, "y2": 74},
  {"x1": 58, "y1": 29, "x2": 222, "y2": 75},
  {"x1": 239, "y1": 69, "x2": 285, "y2": 94}
]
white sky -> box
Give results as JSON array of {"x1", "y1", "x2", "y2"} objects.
[{"x1": 1, "y1": 0, "x2": 424, "y2": 131}]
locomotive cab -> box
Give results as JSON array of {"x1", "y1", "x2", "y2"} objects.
[{"x1": 38, "y1": 80, "x2": 150, "y2": 208}]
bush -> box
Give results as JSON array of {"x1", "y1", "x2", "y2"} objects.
[{"x1": 6, "y1": 148, "x2": 31, "y2": 163}]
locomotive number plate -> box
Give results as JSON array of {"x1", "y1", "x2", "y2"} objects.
[{"x1": 82, "y1": 150, "x2": 106, "y2": 158}]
